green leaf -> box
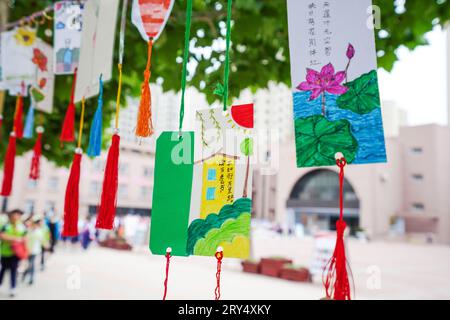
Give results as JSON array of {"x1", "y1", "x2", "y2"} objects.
[
  {"x1": 30, "y1": 87, "x2": 45, "y2": 103},
  {"x1": 240, "y1": 137, "x2": 253, "y2": 156},
  {"x1": 337, "y1": 70, "x2": 380, "y2": 115},
  {"x1": 213, "y1": 82, "x2": 225, "y2": 97},
  {"x1": 295, "y1": 115, "x2": 358, "y2": 167}
]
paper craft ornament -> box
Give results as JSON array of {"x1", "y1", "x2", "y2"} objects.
[
  {"x1": 0, "y1": 27, "x2": 37, "y2": 86},
  {"x1": 131, "y1": 0, "x2": 175, "y2": 138},
  {"x1": 31, "y1": 39, "x2": 55, "y2": 114},
  {"x1": 287, "y1": 0, "x2": 386, "y2": 168},
  {"x1": 53, "y1": 1, "x2": 84, "y2": 75},
  {"x1": 74, "y1": 0, "x2": 120, "y2": 102}
]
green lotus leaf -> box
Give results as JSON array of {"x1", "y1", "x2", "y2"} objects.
[
  {"x1": 337, "y1": 70, "x2": 380, "y2": 115},
  {"x1": 295, "y1": 115, "x2": 358, "y2": 167}
]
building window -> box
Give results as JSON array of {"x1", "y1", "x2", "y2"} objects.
[
  {"x1": 143, "y1": 166, "x2": 153, "y2": 177},
  {"x1": 48, "y1": 177, "x2": 58, "y2": 191},
  {"x1": 27, "y1": 179, "x2": 38, "y2": 189},
  {"x1": 119, "y1": 162, "x2": 129, "y2": 175},
  {"x1": 207, "y1": 168, "x2": 216, "y2": 181},
  {"x1": 412, "y1": 174, "x2": 423, "y2": 181},
  {"x1": 411, "y1": 147, "x2": 423, "y2": 154},
  {"x1": 141, "y1": 186, "x2": 152, "y2": 198},
  {"x1": 411, "y1": 203, "x2": 425, "y2": 211},
  {"x1": 206, "y1": 187, "x2": 216, "y2": 200},
  {"x1": 89, "y1": 182, "x2": 101, "y2": 196},
  {"x1": 119, "y1": 184, "x2": 128, "y2": 199}
]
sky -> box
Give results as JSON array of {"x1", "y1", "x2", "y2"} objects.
[{"x1": 378, "y1": 26, "x2": 448, "y2": 126}]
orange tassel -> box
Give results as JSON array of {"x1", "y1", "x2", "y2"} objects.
[{"x1": 135, "y1": 39, "x2": 154, "y2": 138}]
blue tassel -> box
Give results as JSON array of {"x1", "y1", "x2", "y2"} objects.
[
  {"x1": 23, "y1": 104, "x2": 35, "y2": 139},
  {"x1": 87, "y1": 75, "x2": 104, "y2": 157}
]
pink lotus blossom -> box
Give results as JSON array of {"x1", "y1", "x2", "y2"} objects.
[
  {"x1": 346, "y1": 43, "x2": 355, "y2": 59},
  {"x1": 297, "y1": 63, "x2": 348, "y2": 101}
]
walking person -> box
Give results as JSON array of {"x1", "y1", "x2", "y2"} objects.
[
  {"x1": 23, "y1": 216, "x2": 48, "y2": 285},
  {"x1": 0, "y1": 209, "x2": 27, "y2": 298}
]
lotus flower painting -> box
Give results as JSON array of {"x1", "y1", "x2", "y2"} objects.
[{"x1": 287, "y1": 0, "x2": 387, "y2": 168}]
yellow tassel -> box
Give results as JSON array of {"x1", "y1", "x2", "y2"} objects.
[{"x1": 135, "y1": 39, "x2": 154, "y2": 138}]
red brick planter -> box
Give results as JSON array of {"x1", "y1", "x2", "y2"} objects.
[
  {"x1": 99, "y1": 239, "x2": 132, "y2": 251},
  {"x1": 259, "y1": 258, "x2": 293, "y2": 277},
  {"x1": 279, "y1": 267, "x2": 311, "y2": 282},
  {"x1": 241, "y1": 261, "x2": 260, "y2": 274}
]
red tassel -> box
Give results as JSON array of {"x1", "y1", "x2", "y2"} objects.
[
  {"x1": 14, "y1": 95, "x2": 24, "y2": 139},
  {"x1": 323, "y1": 157, "x2": 352, "y2": 300},
  {"x1": 96, "y1": 133, "x2": 120, "y2": 230},
  {"x1": 29, "y1": 128, "x2": 43, "y2": 180},
  {"x1": 62, "y1": 151, "x2": 82, "y2": 237},
  {"x1": 60, "y1": 70, "x2": 78, "y2": 144},
  {"x1": 0, "y1": 133, "x2": 17, "y2": 197},
  {"x1": 135, "y1": 39, "x2": 154, "y2": 138}
]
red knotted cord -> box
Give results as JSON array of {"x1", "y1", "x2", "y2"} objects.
[
  {"x1": 162, "y1": 248, "x2": 171, "y2": 300},
  {"x1": 215, "y1": 249, "x2": 224, "y2": 300}
]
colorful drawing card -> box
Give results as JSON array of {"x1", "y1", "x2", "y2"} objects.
[
  {"x1": 74, "y1": 0, "x2": 119, "y2": 102},
  {"x1": 30, "y1": 39, "x2": 55, "y2": 113},
  {"x1": 0, "y1": 27, "x2": 37, "y2": 87},
  {"x1": 150, "y1": 104, "x2": 254, "y2": 259},
  {"x1": 287, "y1": 0, "x2": 386, "y2": 167},
  {"x1": 53, "y1": 1, "x2": 84, "y2": 75}
]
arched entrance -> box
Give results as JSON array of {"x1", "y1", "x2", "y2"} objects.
[{"x1": 287, "y1": 169, "x2": 360, "y2": 235}]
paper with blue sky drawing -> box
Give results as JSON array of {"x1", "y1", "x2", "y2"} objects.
[
  {"x1": 53, "y1": 1, "x2": 84, "y2": 75},
  {"x1": 287, "y1": 0, "x2": 387, "y2": 167}
]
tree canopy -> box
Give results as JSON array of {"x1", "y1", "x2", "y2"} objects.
[{"x1": 1, "y1": 0, "x2": 450, "y2": 167}]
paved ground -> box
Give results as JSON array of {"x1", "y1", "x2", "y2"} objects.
[{"x1": 1, "y1": 235, "x2": 449, "y2": 300}]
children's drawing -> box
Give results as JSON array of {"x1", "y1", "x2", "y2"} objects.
[
  {"x1": 31, "y1": 39, "x2": 54, "y2": 113},
  {"x1": 74, "y1": 0, "x2": 119, "y2": 102},
  {"x1": 131, "y1": 0, "x2": 175, "y2": 42},
  {"x1": 0, "y1": 27, "x2": 37, "y2": 88},
  {"x1": 150, "y1": 104, "x2": 254, "y2": 259},
  {"x1": 287, "y1": 0, "x2": 387, "y2": 168},
  {"x1": 53, "y1": 1, "x2": 84, "y2": 75}
]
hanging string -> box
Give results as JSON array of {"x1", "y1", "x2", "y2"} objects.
[
  {"x1": 222, "y1": 0, "x2": 233, "y2": 112},
  {"x1": 323, "y1": 156, "x2": 352, "y2": 300},
  {"x1": 178, "y1": 0, "x2": 193, "y2": 135},
  {"x1": 214, "y1": 248, "x2": 224, "y2": 300},
  {"x1": 162, "y1": 248, "x2": 172, "y2": 300},
  {"x1": 78, "y1": 97, "x2": 86, "y2": 149},
  {"x1": 114, "y1": 0, "x2": 128, "y2": 130}
]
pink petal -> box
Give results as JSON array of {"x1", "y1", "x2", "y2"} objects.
[
  {"x1": 297, "y1": 81, "x2": 321, "y2": 91},
  {"x1": 326, "y1": 84, "x2": 348, "y2": 95},
  {"x1": 306, "y1": 68, "x2": 320, "y2": 83},
  {"x1": 320, "y1": 63, "x2": 335, "y2": 78},
  {"x1": 346, "y1": 43, "x2": 355, "y2": 59},
  {"x1": 333, "y1": 71, "x2": 346, "y2": 84},
  {"x1": 309, "y1": 88, "x2": 323, "y2": 100}
]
